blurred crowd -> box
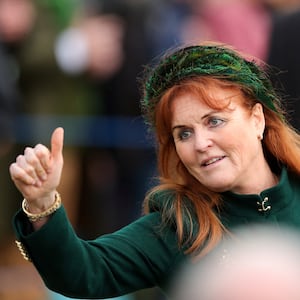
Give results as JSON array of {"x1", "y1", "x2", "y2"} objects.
[{"x1": 1, "y1": 0, "x2": 300, "y2": 299}]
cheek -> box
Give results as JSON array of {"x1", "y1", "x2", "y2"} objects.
[
  {"x1": 175, "y1": 143, "x2": 194, "y2": 165},
  {"x1": 220, "y1": 128, "x2": 249, "y2": 159},
  {"x1": 227, "y1": 134, "x2": 260, "y2": 164}
]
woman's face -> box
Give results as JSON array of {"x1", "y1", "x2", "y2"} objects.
[{"x1": 171, "y1": 85, "x2": 266, "y2": 194}]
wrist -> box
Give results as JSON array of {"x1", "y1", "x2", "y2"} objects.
[
  {"x1": 22, "y1": 191, "x2": 61, "y2": 222},
  {"x1": 25, "y1": 191, "x2": 57, "y2": 214}
]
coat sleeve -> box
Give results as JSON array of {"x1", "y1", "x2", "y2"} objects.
[{"x1": 13, "y1": 206, "x2": 186, "y2": 299}]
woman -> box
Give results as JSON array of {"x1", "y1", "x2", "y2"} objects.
[{"x1": 10, "y1": 43, "x2": 300, "y2": 298}]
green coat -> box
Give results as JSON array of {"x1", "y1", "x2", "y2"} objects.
[{"x1": 13, "y1": 168, "x2": 300, "y2": 299}]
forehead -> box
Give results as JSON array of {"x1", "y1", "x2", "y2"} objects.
[
  {"x1": 165, "y1": 77, "x2": 246, "y2": 110},
  {"x1": 171, "y1": 83, "x2": 244, "y2": 114}
]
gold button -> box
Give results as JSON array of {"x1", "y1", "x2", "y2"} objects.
[
  {"x1": 15, "y1": 240, "x2": 31, "y2": 262},
  {"x1": 257, "y1": 197, "x2": 271, "y2": 212}
]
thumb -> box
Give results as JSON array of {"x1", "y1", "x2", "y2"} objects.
[{"x1": 51, "y1": 127, "x2": 64, "y2": 161}]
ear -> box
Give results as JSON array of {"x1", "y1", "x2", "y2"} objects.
[{"x1": 251, "y1": 103, "x2": 265, "y2": 138}]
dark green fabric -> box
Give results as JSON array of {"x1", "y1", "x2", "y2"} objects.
[
  {"x1": 13, "y1": 208, "x2": 185, "y2": 299},
  {"x1": 220, "y1": 168, "x2": 300, "y2": 229},
  {"x1": 13, "y1": 167, "x2": 300, "y2": 299}
]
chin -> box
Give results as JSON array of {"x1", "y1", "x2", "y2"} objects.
[
  {"x1": 209, "y1": 186, "x2": 229, "y2": 193},
  {"x1": 205, "y1": 181, "x2": 232, "y2": 193}
]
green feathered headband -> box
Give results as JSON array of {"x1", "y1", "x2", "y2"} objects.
[{"x1": 141, "y1": 44, "x2": 283, "y2": 127}]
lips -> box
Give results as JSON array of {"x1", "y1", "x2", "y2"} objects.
[{"x1": 201, "y1": 156, "x2": 225, "y2": 167}]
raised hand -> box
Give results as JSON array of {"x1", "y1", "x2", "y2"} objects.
[{"x1": 9, "y1": 127, "x2": 64, "y2": 213}]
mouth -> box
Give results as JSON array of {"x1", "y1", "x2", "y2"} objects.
[{"x1": 201, "y1": 156, "x2": 226, "y2": 167}]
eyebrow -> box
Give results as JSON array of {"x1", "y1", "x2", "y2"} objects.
[
  {"x1": 172, "y1": 125, "x2": 185, "y2": 133},
  {"x1": 172, "y1": 110, "x2": 220, "y2": 133}
]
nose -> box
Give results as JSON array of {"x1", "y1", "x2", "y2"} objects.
[{"x1": 194, "y1": 129, "x2": 213, "y2": 152}]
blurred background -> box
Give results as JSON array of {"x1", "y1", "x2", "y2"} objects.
[{"x1": 1, "y1": 0, "x2": 300, "y2": 299}]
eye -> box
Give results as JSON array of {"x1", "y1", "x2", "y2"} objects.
[
  {"x1": 207, "y1": 117, "x2": 225, "y2": 127},
  {"x1": 175, "y1": 128, "x2": 193, "y2": 141}
]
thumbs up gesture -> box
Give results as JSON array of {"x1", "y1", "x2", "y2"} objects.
[{"x1": 9, "y1": 127, "x2": 64, "y2": 214}]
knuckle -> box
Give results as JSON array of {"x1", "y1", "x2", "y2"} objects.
[
  {"x1": 25, "y1": 154, "x2": 38, "y2": 165},
  {"x1": 16, "y1": 154, "x2": 24, "y2": 163},
  {"x1": 25, "y1": 165, "x2": 35, "y2": 174},
  {"x1": 9, "y1": 165, "x2": 21, "y2": 180},
  {"x1": 24, "y1": 147, "x2": 33, "y2": 154},
  {"x1": 35, "y1": 144, "x2": 48, "y2": 157},
  {"x1": 9, "y1": 163, "x2": 17, "y2": 174}
]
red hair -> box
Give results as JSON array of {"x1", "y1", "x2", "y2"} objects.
[{"x1": 143, "y1": 77, "x2": 300, "y2": 257}]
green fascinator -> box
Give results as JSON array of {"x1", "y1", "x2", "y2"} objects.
[{"x1": 141, "y1": 44, "x2": 282, "y2": 127}]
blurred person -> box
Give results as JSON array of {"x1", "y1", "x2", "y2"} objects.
[
  {"x1": 55, "y1": 13, "x2": 125, "y2": 80},
  {"x1": 0, "y1": 0, "x2": 35, "y2": 243},
  {"x1": 181, "y1": 0, "x2": 272, "y2": 61},
  {"x1": 171, "y1": 225, "x2": 300, "y2": 300},
  {"x1": 0, "y1": 0, "x2": 36, "y2": 44},
  {"x1": 9, "y1": 42, "x2": 300, "y2": 299},
  {"x1": 0, "y1": 0, "x2": 37, "y2": 156}
]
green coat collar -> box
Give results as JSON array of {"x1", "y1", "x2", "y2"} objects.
[{"x1": 220, "y1": 168, "x2": 300, "y2": 229}]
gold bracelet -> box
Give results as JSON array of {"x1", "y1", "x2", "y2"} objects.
[{"x1": 22, "y1": 192, "x2": 62, "y2": 222}]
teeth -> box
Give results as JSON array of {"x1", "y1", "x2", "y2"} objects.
[{"x1": 204, "y1": 157, "x2": 222, "y2": 166}]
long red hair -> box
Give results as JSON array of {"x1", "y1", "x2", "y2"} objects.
[{"x1": 143, "y1": 76, "x2": 300, "y2": 257}]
